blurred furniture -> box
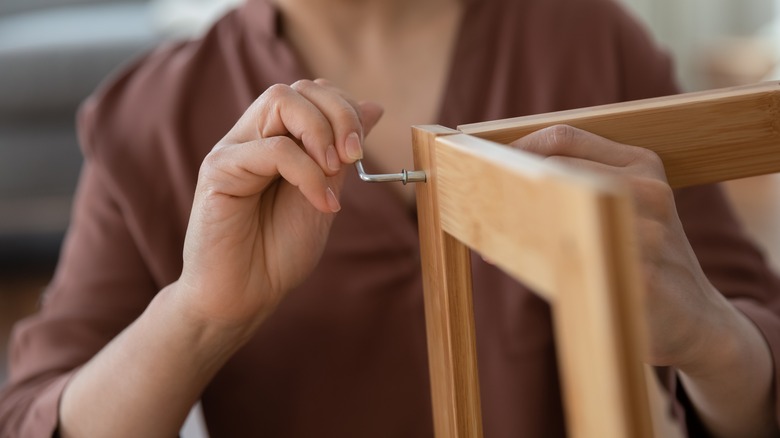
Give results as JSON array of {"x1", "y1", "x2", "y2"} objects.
[
  {"x1": 0, "y1": 0, "x2": 162, "y2": 249},
  {"x1": 412, "y1": 82, "x2": 780, "y2": 437}
]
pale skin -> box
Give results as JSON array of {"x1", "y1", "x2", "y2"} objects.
[
  {"x1": 59, "y1": 79, "x2": 384, "y2": 437},
  {"x1": 58, "y1": 0, "x2": 777, "y2": 437}
]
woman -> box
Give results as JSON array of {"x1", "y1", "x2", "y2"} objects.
[{"x1": 1, "y1": 0, "x2": 778, "y2": 436}]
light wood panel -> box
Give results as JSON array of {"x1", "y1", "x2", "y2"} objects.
[
  {"x1": 413, "y1": 126, "x2": 483, "y2": 438},
  {"x1": 414, "y1": 82, "x2": 780, "y2": 438},
  {"x1": 433, "y1": 134, "x2": 612, "y2": 300},
  {"x1": 424, "y1": 132, "x2": 655, "y2": 438},
  {"x1": 459, "y1": 81, "x2": 780, "y2": 188}
]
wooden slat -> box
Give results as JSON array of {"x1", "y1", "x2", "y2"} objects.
[
  {"x1": 412, "y1": 126, "x2": 483, "y2": 438},
  {"x1": 434, "y1": 134, "x2": 614, "y2": 300},
  {"x1": 550, "y1": 174, "x2": 653, "y2": 438},
  {"x1": 458, "y1": 81, "x2": 780, "y2": 188},
  {"x1": 432, "y1": 133, "x2": 655, "y2": 438}
]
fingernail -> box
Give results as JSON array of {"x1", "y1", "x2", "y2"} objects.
[
  {"x1": 345, "y1": 132, "x2": 363, "y2": 161},
  {"x1": 326, "y1": 145, "x2": 340, "y2": 172},
  {"x1": 326, "y1": 187, "x2": 341, "y2": 212}
]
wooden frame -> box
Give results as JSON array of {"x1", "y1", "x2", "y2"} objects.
[{"x1": 412, "y1": 81, "x2": 780, "y2": 438}]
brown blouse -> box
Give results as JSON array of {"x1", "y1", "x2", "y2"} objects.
[{"x1": 2, "y1": 0, "x2": 779, "y2": 436}]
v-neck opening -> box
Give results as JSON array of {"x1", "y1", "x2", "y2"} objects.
[{"x1": 250, "y1": 0, "x2": 478, "y2": 234}]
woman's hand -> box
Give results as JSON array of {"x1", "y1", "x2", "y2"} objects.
[
  {"x1": 509, "y1": 125, "x2": 733, "y2": 366},
  {"x1": 510, "y1": 125, "x2": 778, "y2": 438},
  {"x1": 60, "y1": 80, "x2": 384, "y2": 438},
  {"x1": 176, "y1": 79, "x2": 383, "y2": 332}
]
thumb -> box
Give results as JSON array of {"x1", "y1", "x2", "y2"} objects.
[{"x1": 358, "y1": 101, "x2": 384, "y2": 137}]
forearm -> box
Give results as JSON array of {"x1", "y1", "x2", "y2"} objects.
[
  {"x1": 59, "y1": 282, "x2": 250, "y2": 438},
  {"x1": 677, "y1": 297, "x2": 778, "y2": 438}
]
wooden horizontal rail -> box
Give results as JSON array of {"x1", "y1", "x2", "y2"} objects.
[
  {"x1": 430, "y1": 132, "x2": 657, "y2": 437},
  {"x1": 459, "y1": 82, "x2": 780, "y2": 188},
  {"x1": 433, "y1": 133, "x2": 622, "y2": 300}
]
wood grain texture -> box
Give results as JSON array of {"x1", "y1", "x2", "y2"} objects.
[
  {"x1": 433, "y1": 134, "x2": 610, "y2": 300},
  {"x1": 413, "y1": 83, "x2": 780, "y2": 437},
  {"x1": 458, "y1": 81, "x2": 780, "y2": 188},
  {"x1": 412, "y1": 126, "x2": 483, "y2": 438},
  {"x1": 432, "y1": 133, "x2": 655, "y2": 437}
]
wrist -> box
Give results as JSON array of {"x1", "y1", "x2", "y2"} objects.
[
  {"x1": 674, "y1": 293, "x2": 757, "y2": 381},
  {"x1": 154, "y1": 283, "x2": 259, "y2": 363},
  {"x1": 58, "y1": 284, "x2": 253, "y2": 438},
  {"x1": 673, "y1": 295, "x2": 777, "y2": 438}
]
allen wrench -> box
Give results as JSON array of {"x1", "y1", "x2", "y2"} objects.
[{"x1": 354, "y1": 160, "x2": 426, "y2": 185}]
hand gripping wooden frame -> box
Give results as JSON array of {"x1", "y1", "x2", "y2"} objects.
[{"x1": 410, "y1": 81, "x2": 780, "y2": 438}]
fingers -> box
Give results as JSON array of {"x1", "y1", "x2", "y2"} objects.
[
  {"x1": 260, "y1": 83, "x2": 341, "y2": 175},
  {"x1": 513, "y1": 124, "x2": 677, "y2": 222},
  {"x1": 201, "y1": 136, "x2": 340, "y2": 213},
  {"x1": 312, "y1": 78, "x2": 384, "y2": 135},
  {"x1": 212, "y1": 80, "x2": 383, "y2": 213},
  {"x1": 511, "y1": 125, "x2": 615, "y2": 162},
  {"x1": 224, "y1": 81, "x2": 384, "y2": 180},
  {"x1": 510, "y1": 125, "x2": 662, "y2": 171},
  {"x1": 290, "y1": 80, "x2": 367, "y2": 167},
  {"x1": 294, "y1": 80, "x2": 384, "y2": 162}
]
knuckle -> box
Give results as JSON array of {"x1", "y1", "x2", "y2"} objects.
[
  {"x1": 650, "y1": 179, "x2": 675, "y2": 205},
  {"x1": 313, "y1": 77, "x2": 332, "y2": 87},
  {"x1": 198, "y1": 148, "x2": 223, "y2": 181},
  {"x1": 547, "y1": 124, "x2": 581, "y2": 146},
  {"x1": 634, "y1": 177, "x2": 676, "y2": 218},
  {"x1": 290, "y1": 79, "x2": 315, "y2": 92},
  {"x1": 335, "y1": 104, "x2": 361, "y2": 128},
  {"x1": 264, "y1": 83, "x2": 292, "y2": 100},
  {"x1": 634, "y1": 147, "x2": 664, "y2": 168},
  {"x1": 263, "y1": 136, "x2": 292, "y2": 155},
  {"x1": 640, "y1": 219, "x2": 667, "y2": 253}
]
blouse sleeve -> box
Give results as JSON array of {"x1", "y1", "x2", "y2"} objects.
[
  {"x1": 0, "y1": 105, "x2": 158, "y2": 437},
  {"x1": 0, "y1": 27, "x2": 236, "y2": 435}
]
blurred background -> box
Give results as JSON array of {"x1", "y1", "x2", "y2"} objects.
[
  {"x1": 1, "y1": 0, "x2": 780, "y2": 436},
  {"x1": 0, "y1": 0, "x2": 242, "y2": 373}
]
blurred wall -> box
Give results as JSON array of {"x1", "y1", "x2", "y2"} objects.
[{"x1": 619, "y1": 0, "x2": 779, "y2": 90}]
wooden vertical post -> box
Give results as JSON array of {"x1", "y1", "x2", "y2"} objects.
[
  {"x1": 423, "y1": 132, "x2": 658, "y2": 437},
  {"x1": 549, "y1": 189, "x2": 654, "y2": 438},
  {"x1": 413, "y1": 125, "x2": 484, "y2": 438}
]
